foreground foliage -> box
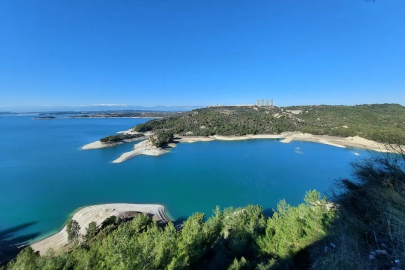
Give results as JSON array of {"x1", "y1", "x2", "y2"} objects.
[
  {"x1": 7, "y1": 191, "x2": 334, "y2": 270},
  {"x1": 318, "y1": 148, "x2": 405, "y2": 269},
  {"x1": 133, "y1": 104, "x2": 405, "y2": 144}
]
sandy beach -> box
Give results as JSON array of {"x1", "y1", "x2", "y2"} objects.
[
  {"x1": 278, "y1": 132, "x2": 391, "y2": 152},
  {"x1": 112, "y1": 140, "x2": 175, "y2": 163},
  {"x1": 82, "y1": 131, "x2": 398, "y2": 163},
  {"x1": 31, "y1": 203, "x2": 170, "y2": 255},
  {"x1": 175, "y1": 134, "x2": 284, "y2": 143},
  {"x1": 81, "y1": 136, "x2": 146, "y2": 150},
  {"x1": 176, "y1": 132, "x2": 392, "y2": 153}
]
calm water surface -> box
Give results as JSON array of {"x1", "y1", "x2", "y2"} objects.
[{"x1": 0, "y1": 116, "x2": 370, "y2": 242}]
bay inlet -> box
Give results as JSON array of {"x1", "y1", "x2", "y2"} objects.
[{"x1": 0, "y1": 116, "x2": 370, "y2": 244}]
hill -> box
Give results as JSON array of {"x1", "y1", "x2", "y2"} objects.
[{"x1": 132, "y1": 104, "x2": 405, "y2": 145}]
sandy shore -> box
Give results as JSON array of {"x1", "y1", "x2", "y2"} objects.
[
  {"x1": 176, "y1": 134, "x2": 283, "y2": 143},
  {"x1": 81, "y1": 137, "x2": 146, "y2": 150},
  {"x1": 278, "y1": 132, "x2": 391, "y2": 152},
  {"x1": 175, "y1": 132, "x2": 393, "y2": 153},
  {"x1": 31, "y1": 203, "x2": 170, "y2": 255},
  {"x1": 82, "y1": 131, "x2": 397, "y2": 163},
  {"x1": 112, "y1": 140, "x2": 175, "y2": 163},
  {"x1": 81, "y1": 130, "x2": 154, "y2": 150}
]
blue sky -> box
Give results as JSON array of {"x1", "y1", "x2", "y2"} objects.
[{"x1": 0, "y1": 0, "x2": 404, "y2": 108}]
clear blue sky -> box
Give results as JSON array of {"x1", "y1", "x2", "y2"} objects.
[{"x1": 0, "y1": 0, "x2": 404, "y2": 108}]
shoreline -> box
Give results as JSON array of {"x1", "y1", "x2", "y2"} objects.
[
  {"x1": 81, "y1": 132, "x2": 399, "y2": 163},
  {"x1": 68, "y1": 116, "x2": 163, "y2": 119},
  {"x1": 81, "y1": 130, "x2": 153, "y2": 150},
  {"x1": 32, "y1": 117, "x2": 160, "y2": 120},
  {"x1": 31, "y1": 203, "x2": 171, "y2": 255},
  {"x1": 81, "y1": 137, "x2": 146, "y2": 150},
  {"x1": 111, "y1": 140, "x2": 176, "y2": 163},
  {"x1": 174, "y1": 132, "x2": 392, "y2": 153}
]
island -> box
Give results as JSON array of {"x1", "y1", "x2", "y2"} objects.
[
  {"x1": 33, "y1": 116, "x2": 56, "y2": 120},
  {"x1": 68, "y1": 111, "x2": 179, "y2": 119},
  {"x1": 28, "y1": 110, "x2": 180, "y2": 120}
]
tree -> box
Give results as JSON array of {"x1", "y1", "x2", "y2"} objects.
[
  {"x1": 257, "y1": 190, "x2": 334, "y2": 261},
  {"x1": 148, "y1": 131, "x2": 174, "y2": 147},
  {"x1": 66, "y1": 219, "x2": 81, "y2": 243},
  {"x1": 85, "y1": 221, "x2": 98, "y2": 241},
  {"x1": 6, "y1": 247, "x2": 40, "y2": 270}
]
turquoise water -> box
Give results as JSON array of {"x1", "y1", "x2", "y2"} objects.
[{"x1": 0, "y1": 116, "x2": 370, "y2": 243}]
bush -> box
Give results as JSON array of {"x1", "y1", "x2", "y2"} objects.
[
  {"x1": 8, "y1": 192, "x2": 334, "y2": 270},
  {"x1": 319, "y1": 147, "x2": 405, "y2": 269}
]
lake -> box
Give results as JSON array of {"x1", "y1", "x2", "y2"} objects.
[{"x1": 0, "y1": 116, "x2": 369, "y2": 244}]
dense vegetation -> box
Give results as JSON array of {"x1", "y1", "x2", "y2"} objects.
[
  {"x1": 5, "y1": 147, "x2": 405, "y2": 269},
  {"x1": 100, "y1": 133, "x2": 144, "y2": 144},
  {"x1": 6, "y1": 191, "x2": 335, "y2": 270},
  {"x1": 134, "y1": 106, "x2": 298, "y2": 137},
  {"x1": 133, "y1": 104, "x2": 405, "y2": 144},
  {"x1": 148, "y1": 131, "x2": 174, "y2": 147},
  {"x1": 290, "y1": 104, "x2": 405, "y2": 144},
  {"x1": 322, "y1": 147, "x2": 405, "y2": 269}
]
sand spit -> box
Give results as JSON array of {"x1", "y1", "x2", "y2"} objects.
[
  {"x1": 112, "y1": 140, "x2": 173, "y2": 163},
  {"x1": 81, "y1": 136, "x2": 146, "y2": 150},
  {"x1": 31, "y1": 204, "x2": 170, "y2": 255},
  {"x1": 82, "y1": 131, "x2": 397, "y2": 163},
  {"x1": 82, "y1": 130, "x2": 154, "y2": 150}
]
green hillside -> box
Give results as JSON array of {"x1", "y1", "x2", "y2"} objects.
[{"x1": 132, "y1": 104, "x2": 405, "y2": 144}]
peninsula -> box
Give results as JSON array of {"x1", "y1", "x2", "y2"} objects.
[{"x1": 82, "y1": 104, "x2": 405, "y2": 163}]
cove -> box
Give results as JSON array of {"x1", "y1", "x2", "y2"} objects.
[{"x1": 0, "y1": 116, "x2": 371, "y2": 243}]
